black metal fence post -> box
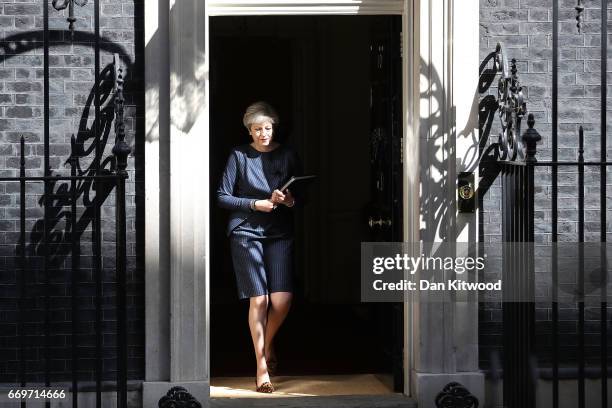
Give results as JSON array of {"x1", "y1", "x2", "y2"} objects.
[
  {"x1": 500, "y1": 114, "x2": 540, "y2": 408},
  {"x1": 599, "y1": 2, "x2": 609, "y2": 407},
  {"x1": 112, "y1": 56, "x2": 130, "y2": 408},
  {"x1": 70, "y1": 135, "x2": 79, "y2": 408},
  {"x1": 19, "y1": 137, "x2": 26, "y2": 408}
]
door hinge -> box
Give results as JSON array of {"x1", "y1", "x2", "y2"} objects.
[
  {"x1": 400, "y1": 137, "x2": 404, "y2": 163},
  {"x1": 399, "y1": 31, "x2": 403, "y2": 59}
]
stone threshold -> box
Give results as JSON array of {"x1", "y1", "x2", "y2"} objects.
[{"x1": 210, "y1": 394, "x2": 417, "y2": 408}]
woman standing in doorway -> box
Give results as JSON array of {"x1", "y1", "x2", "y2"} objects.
[{"x1": 216, "y1": 102, "x2": 302, "y2": 393}]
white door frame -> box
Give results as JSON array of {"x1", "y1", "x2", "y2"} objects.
[
  {"x1": 144, "y1": 0, "x2": 480, "y2": 403},
  {"x1": 205, "y1": 0, "x2": 418, "y2": 396}
]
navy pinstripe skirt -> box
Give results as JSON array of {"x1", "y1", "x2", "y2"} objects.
[{"x1": 229, "y1": 216, "x2": 294, "y2": 299}]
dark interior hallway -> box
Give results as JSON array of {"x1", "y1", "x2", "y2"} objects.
[{"x1": 209, "y1": 15, "x2": 402, "y2": 387}]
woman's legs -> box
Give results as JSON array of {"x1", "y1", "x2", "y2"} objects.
[
  {"x1": 264, "y1": 291, "x2": 293, "y2": 360},
  {"x1": 249, "y1": 295, "x2": 270, "y2": 386},
  {"x1": 244, "y1": 236, "x2": 292, "y2": 386}
]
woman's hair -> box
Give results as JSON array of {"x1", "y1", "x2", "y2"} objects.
[{"x1": 242, "y1": 101, "x2": 279, "y2": 130}]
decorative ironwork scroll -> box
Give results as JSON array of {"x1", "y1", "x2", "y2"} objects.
[
  {"x1": 158, "y1": 386, "x2": 202, "y2": 408},
  {"x1": 52, "y1": 0, "x2": 89, "y2": 33},
  {"x1": 576, "y1": 0, "x2": 585, "y2": 33},
  {"x1": 494, "y1": 43, "x2": 527, "y2": 162},
  {"x1": 435, "y1": 382, "x2": 479, "y2": 408},
  {"x1": 478, "y1": 43, "x2": 541, "y2": 196}
]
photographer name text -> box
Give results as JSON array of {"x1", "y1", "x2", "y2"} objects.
[{"x1": 372, "y1": 279, "x2": 502, "y2": 291}]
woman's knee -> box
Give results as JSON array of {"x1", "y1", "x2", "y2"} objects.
[
  {"x1": 250, "y1": 295, "x2": 269, "y2": 311},
  {"x1": 270, "y1": 292, "x2": 292, "y2": 311}
]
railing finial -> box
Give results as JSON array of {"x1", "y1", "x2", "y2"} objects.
[
  {"x1": 522, "y1": 113, "x2": 541, "y2": 163},
  {"x1": 111, "y1": 54, "x2": 130, "y2": 175},
  {"x1": 52, "y1": 0, "x2": 89, "y2": 35}
]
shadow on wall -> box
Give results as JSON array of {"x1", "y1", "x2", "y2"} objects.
[
  {"x1": 478, "y1": 50, "x2": 504, "y2": 197},
  {"x1": 419, "y1": 55, "x2": 452, "y2": 242},
  {"x1": 418, "y1": 54, "x2": 483, "y2": 242},
  {"x1": 0, "y1": 29, "x2": 142, "y2": 382},
  {"x1": 418, "y1": 46, "x2": 505, "y2": 398},
  {"x1": 145, "y1": 0, "x2": 206, "y2": 140},
  {"x1": 476, "y1": 48, "x2": 507, "y2": 402}
]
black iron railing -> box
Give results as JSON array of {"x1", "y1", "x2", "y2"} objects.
[
  {"x1": 493, "y1": 113, "x2": 539, "y2": 408},
  {"x1": 1, "y1": 53, "x2": 129, "y2": 408},
  {"x1": 0, "y1": 0, "x2": 135, "y2": 403},
  {"x1": 482, "y1": 1, "x2": 611, "y2": 405},
  {"x1": 548, "y1": 1, "x2": 608, "y2": 407}
]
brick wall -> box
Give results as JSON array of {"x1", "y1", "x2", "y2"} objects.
[
  {"x1": 479, "y1": 0, "x2": 612, "y2": 370},
  {"x1": 0, "y1": 1, "x2": 144, "y2": 383}
]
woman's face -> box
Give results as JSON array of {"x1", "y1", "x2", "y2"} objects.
[{"x1": 249, "y1": 121, "x2": 274, "y2": 150}]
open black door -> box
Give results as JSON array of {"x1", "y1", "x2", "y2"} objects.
[
  {"x1": 210, "y1": 15, "x2": 404, "y2": 386},
  {"x1": 366, "y1": 17, "x2": 404, "y2": 392}
]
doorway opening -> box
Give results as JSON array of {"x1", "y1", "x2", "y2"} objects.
[{"x1": 209, "y1": 15, "x2": 404, "y2": 397}]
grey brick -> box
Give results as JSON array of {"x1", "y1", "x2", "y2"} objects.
[
  {"x1": 46, "y1": 68, "x2": 72, "y2": 79},
  {"x1": 14, "y1": 16, "x2": 34, "y2": 29},
  {"x1": 486, "y1": 22, "x2": 521, "y2": 35},
  {"x1": 529, "y1": 60, "x2": 548, "y2": 72},
  {"x1": 122, "y1": 4, "x2": 135, "y2": 17},
  {"x1": 49, "y1": 144, "x2": 71, "y2": 157},
  {"x1": 70, "y1": 69, "x2": 93, "y2": 81},
  {"x1": 0, "y1": 16, "x2": 14, "y2": 28},
  {"x1": 49, "y1": 94, "x2": 72, "y2": 107},
  {"x1": 47, "y1": 17, "x2": 91, "y2": 30},
  {"x1": 5, "y1": 82, "x2": 42, "y2": 92},
  {"x1": 5, "y1": 156, "x2": 40, "y2": 169},
  {"x1": 524, "y1": 46, "x2": 552, "y2": 59},
  {"x1": 0, "y1": 119, "x2": 14, "y2": 131},
  {"x1": 519, "y1": 22, "x2": 552, "y2": 35},
  {"x1": 64, "y1": 82, "x2": 93, "y2": 92},
  {"x1": 100, "y1": 30, "x2": 134, "y2": 42},
  {"x1": 63, "y1": 55, "x2": 94, "y2": 67},
  {"x1": 586, "y1": 34, "x2": 601, "y2": 47},
  {"x1": 577, "y1": 71, "x2": 601, "y2": 85},
  {"x1": 529, "y1": 34, "x2": 548, "y2": 47},
  {"x1": 15, "y1": 94, "x2": 39, "y2": 105},
  {"x1": 519, "y1": 0, "x2": 550, "y2": 7},
  {"x1": 578, "y1": 47, "x2": 605, "y2": 59},
  {"x1": 15, "y1": 68, "x2": 34, "y2": 79},
  {"x1": 5, "y1": 106, "x2": 40, "y2": 118},
  {"x1": 102, "y1": 4, "x2": 122, "y2": 16},
  {"x1": 0, "y1": 69, "x2": 15, "y2": 80},
  {"x1": 528, "y1": 9, "x2": 549, "y2": 22},
  {"x1": 558, "y1": 85, "x2": 585, "y2": 97},
  {"x1": 559, "y1": 35, "x2": 585, "y2": 47},
  {"x1": 99, "y1": 17, "x2": 133, "y2": 29},
  {"x1": 3, "y1": 132, "x2": 39, "y2": 143},
  {"x1": 4, "y1": 55, "x2": 42, "y2": 67},
  {"x1": 3, "y1": 4, "x2": 41, "y2": 16}
]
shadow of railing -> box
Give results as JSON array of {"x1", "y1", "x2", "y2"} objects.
[{"x1": 0, "y1": 29, "x2": 140, "y2": 383}]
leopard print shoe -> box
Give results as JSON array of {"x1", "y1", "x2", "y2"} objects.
[{"x1": 255, "y1": 381, "x2": 275, "y2": 393}]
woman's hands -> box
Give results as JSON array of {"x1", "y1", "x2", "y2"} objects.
[
  {"x1": 254, "y1": 199, "x2": 275, "y2": 212},
  {"x1": 254, "y1": 190, "x2": 295, "y2": 212},
  {"x1": 271, "y1": 189, "x2": 295, "y2": 207}
]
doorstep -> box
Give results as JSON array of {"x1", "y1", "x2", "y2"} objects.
[{"x1": 210, "y1": 394, "x2": 417, "y2": 408}]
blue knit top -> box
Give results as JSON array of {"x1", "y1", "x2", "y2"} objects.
[{"x1": 216, "y1": 144, "x2": 303, "y2": 236}]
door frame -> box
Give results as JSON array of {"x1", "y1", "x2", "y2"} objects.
[
  {"x1": 144, "y1": 0, "x2": 480, "y2": 402},
  {"x1": 205, "y1": 0, "x2": 416, "y2": 395}
]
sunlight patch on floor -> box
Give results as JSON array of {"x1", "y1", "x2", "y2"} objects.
[{"x1": 211, "y1": 373, "x2": 395, "y2": 398}]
